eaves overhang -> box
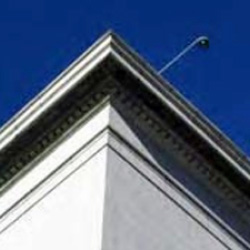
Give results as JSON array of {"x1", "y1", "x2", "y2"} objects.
[{"x1": 0, "y1": 30, "x2": 250, "y2": 198}]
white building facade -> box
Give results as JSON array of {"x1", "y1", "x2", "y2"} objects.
[{"x1": 0, "y1": 31, "x2": 249, "y2": 250}]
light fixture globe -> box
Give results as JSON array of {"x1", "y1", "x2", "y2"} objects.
[{"x1": 198, "y1": 36, "x2": 209, "y2": 49}]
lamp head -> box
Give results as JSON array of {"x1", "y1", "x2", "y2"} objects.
[{"x1": 197, "y1": 36, "x2": 209, "y2": 49}]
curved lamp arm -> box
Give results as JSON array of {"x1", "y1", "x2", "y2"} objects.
[{"x1": 158, "y1": 36, "x2": 209, "y2": 74}]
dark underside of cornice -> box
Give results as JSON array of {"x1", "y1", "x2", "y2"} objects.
[{"x1": 0, "y1": 54, "x2": 250, "y2": 208}]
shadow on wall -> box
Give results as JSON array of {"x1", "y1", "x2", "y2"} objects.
[{"x1": 115, "y1": 103, "x2": 250, "y2": 245}]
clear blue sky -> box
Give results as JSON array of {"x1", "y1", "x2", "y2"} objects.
[{"x1": 0, "y1": 0, "x2": 250, "y2": 154}]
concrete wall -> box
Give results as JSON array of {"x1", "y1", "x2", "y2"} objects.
[
  {"x1": 0, "y1": 148, "x2": 107, "y2": 250},
  {"x1": 102, "y1": 148, "x2": 243, "y2": 250}
]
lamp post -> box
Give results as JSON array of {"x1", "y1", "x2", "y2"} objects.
[{"x1": 158, "y1": 36, "x2": 209, "y2": 74}]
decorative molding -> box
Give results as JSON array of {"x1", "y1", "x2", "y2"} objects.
[{"x1": 0, "y1": 67, "x2": 117, "y2": 192}]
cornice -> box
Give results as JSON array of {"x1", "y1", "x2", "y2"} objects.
[
  {"x1": 0, "y1": 67, "x2": 117, "y2": 192},
  {"x1": 1, "y1": 31, "x2": 250, "y2": 182},
  {"x1": 110, "y1": 38, "x2": 250, "y2": 182}
]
